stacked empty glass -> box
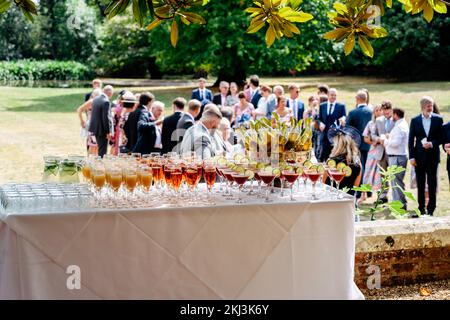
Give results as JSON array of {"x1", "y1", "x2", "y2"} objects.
[{"x1": 0, "y1": 183, "x2": 93, "y2": 214}]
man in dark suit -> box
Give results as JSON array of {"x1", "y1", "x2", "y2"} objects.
[
  {"x1": 212, "y1": 81, "x2": 230, "y2": 107},
  {"x1": 193, "y1": 78, "x2": 213, "y2": 122},
  {"x1": 161, "y1": 97, "x2": 186, "y2": 154},
  {"x1": 84, "y1": 79, "x2": 102, "y2": 102},
  {"x1": 191, "y1": 78, "x2": 213, "y2": 102},
  {"x1": 133, "y1": 101, "x2": 165, "y2": 155},
  {"x1": 286, "y1": 84, "x2": 305, "y2": 121},
  {"x1": 244, "y1": 75, "x2": 262, "y2": 107},
  {"x1": 347, "y1": 90, "x2": 372, "y2": 175},
  {"x1": 443, "y1": 121, "x2": 450, "y2": 184},
  {"x1": 317, "y1": 88, "x2": 346, "y2": 161},
  {"x1": 123, "y1": 92, "x2": 154, "y2": 152},
  {"x1": 409, "y1": 96, "x2": 443, "y2": 216},
  {"x1": 88, "y1": 85, "x2": 114, "y2": 157},
  {"x1": 177, "y1": 99, "x2": 201, "y2": 145}
]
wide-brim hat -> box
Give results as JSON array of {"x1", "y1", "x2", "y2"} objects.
[
  {"x1": 122, "y1": 91, "x2": 137, "y2": 103},
  {"x1": 327, "y1": 125, "x2": 361, "y2": 147}
]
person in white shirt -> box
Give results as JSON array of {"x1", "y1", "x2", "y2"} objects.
[
  {"x1": 253, "y1": 85, "x2": 273, "y2": 120},
  {"x1": 381, "y1": 108, "x2": 409, "y2": 209},
  {"x1": 266, "y1": 85, "x2": 284, "y2": 119},
  {"x1": 213, "y1": 81, "x2": 230, "y2": 107}
]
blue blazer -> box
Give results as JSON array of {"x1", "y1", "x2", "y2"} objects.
[
  {"x1": 251, "y1": 90, "x2": 262, "y2": 108},
  {"x1": 408, "y1": 114, "x2": 443, "y2": 164},
  {"x1": 191, "y1": 88, "x2": 213, "y2": 102},
  {"x1": 318, "y1": 102, "x2": 346, "y2": 130},
  {"x1": 286, "y1": 99, "x2": 305, "y2": 121},
  {"x1": 347, "y1": 105, "x2": 372, "y2": 152},
  {"x1": 133, "y1": 111, "x2": 159, "y2": 155}
]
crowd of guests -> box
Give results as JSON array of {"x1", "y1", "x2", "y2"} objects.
[{"x1": 78, "y1": 76, "x2": 450, "y2": 217}]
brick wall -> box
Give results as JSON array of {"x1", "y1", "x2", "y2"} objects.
[
  {"x1": 354, "y1": 246, "x2": 450, "y2": 289},
  {"x1": 354, "y1": 217, "x2": 450, "y2": 290}
]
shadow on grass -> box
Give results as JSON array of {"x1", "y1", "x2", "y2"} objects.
[
  {"x1": 5, "y1": 92, "x2": 87, "y2": 113},
  {"x1": 5, "y1": 88, "x2": 195, "y2": 113},
  {"x1": 335, "y1": 82, "x2": 450, "y2": 94}
]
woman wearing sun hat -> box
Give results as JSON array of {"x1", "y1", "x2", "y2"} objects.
[{"x1": 323, "y1": 125, "x2": 363, "y2": 196}]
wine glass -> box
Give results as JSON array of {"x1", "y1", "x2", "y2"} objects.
[
  {"x1": 305, "y1": 165, "x2": 324, "y2": 200},
  {"x1": 231, "y1": 170, "x2": 253, "y2": 204},
  {"x1": 222, "y1": 169, "x2": 236, "y2": 200},
  {"x1": 170, "y1": 166, "x2": 183, "y2": 199},
  {"x1": 282, "y1": 169, "x2": 299, "y2": 201},
  {"x1": 203, "y1": 160, "x2": 217, "y2": 203},
  {"x1": 258, "y1": 169, "x2": 276, "y2": 203}
]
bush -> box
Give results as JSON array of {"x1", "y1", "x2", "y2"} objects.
[{"x1": 0, "y1": 60, "x2": 94, "y2": 81}]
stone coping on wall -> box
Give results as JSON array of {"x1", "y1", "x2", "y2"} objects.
[{"x1": 355, "y1": 216, "x2": 450, "y2": 253}]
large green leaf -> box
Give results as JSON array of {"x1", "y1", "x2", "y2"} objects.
[
  {"x1": 0, "y1": 0, "x2": 11, "y2": 14},
  {"x1": 170, "y1": 19, "x2": 179, "y2": 47},
  {"x1": 344, "y1": 32, "x2": 355, "y2": 55},
  {"x1": 358, "y1": 35, "x2": 374, "y2": 57}
]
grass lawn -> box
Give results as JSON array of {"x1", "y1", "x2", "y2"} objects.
[{"x1": 0, "y1": 76, "x2": 449, "y2": 217}]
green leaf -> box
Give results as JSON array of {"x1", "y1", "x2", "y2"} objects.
[
  {"x1": 369, "y1": 26, "x2": 388, "y2": 38},
  {"x1": 170, "y1": 19, "x2": 179, "y2": 47},
  {"x1": 247, "y1": 19, "x2": 266, "y2": 33},
  {"x1": 245, "y1": 7, "x2": 262, "y2": 13},
  {"x1": 433, "y1": 0, "x2": 447, "y2": 14},
  {"x1": 358, "y1": 35, "x2": 374, "y2": 58},
  {"x1": 181, "y1": 12, "x2": 206, "y2": 24},
  {"x1": 181, "y1": 16, "x2": 191, "y2": 25},
  {"x1": 290, "y1": 0, "x2": 303, "y2": 10},
  {"x1": 146, "y1": 18, "x2": 162, "y2": 30},
  {"x1": 284, "y1": 21, "x2": 301, "y2": 35},
  {"x1": 323, "y1": 28, "x2": 349, "y2": 41},
  {"x1": 0, "y1": 0, "x2": 11, "y2": 14},
  {"x1": 352, "y1": 184, "x2": 372, "y2": 192},
  {"x1": 344, "y1": 32, "x2": 355, "y2": 55},
  {"x1": 386, "y1": 0, "x2": 393, "y2": 8},
  {"x1": 266, "y1": 23, "x2": 276, "y2": 47},
  {"x1": 423, "y1": 3, "x2": 434, "y2": 22},
  {"x1": 333, "y1": 2, "x2": 348, "y2": 14},
  {"x1": 279, "y1": 8, "x2": 314, "y2": 23}
]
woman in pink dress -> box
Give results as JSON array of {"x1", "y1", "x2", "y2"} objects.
[
  {"x1": 233, "y1": 91, "x2": 254, "y2": 126},
  {"x1": 111, "y1": 93, "x2": 125, "y2": 156}
]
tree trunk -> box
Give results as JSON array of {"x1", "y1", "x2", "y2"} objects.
[
  {"x1": 212, "y1": 45, "x2": 247, "y2": 87},
  {"x1": 213, "y1": 68, "x2": 247, "y2": 88}
]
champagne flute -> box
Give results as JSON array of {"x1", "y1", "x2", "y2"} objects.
[
  {"x1": 125, "y1": 166, "x2": 138, "y2": 203},
  {"x1": 92, "y1": 165, "x2": 106, "y2": 203}
]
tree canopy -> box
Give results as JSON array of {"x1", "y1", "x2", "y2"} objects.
[{"x1": 1, "y1": 0, "x2": 448, "y2": 58}]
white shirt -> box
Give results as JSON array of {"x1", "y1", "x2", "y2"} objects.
[
  {"x1": 290, "y1": 99, "x2": 298, "y2": 119},
  {"x1": 384, "y1": 118, "x2": 409, "y2": 156},
  {"x1": 328, "y1": 101, "x2": 336, "y2": 115},
  {"x1": 221, "y1": 95, "x2": 227, "y2": 106},
  {"x1": 154, "y1": 125, "x2": 162, "y2": 149},
  {"x1": 256, "y1": 97, "x2": 269, "y2": 120},
  {"x1": 421, "y1": 113, "x2": 432, "y2": 136}
]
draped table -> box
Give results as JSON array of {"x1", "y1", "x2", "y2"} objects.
[{"x1": 0, "y1": 184, "x2": 364, "y2": 300}]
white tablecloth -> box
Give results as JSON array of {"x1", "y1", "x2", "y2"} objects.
[{"x1": 0, "y1": 186, "x2": 364, "y2": 300}]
